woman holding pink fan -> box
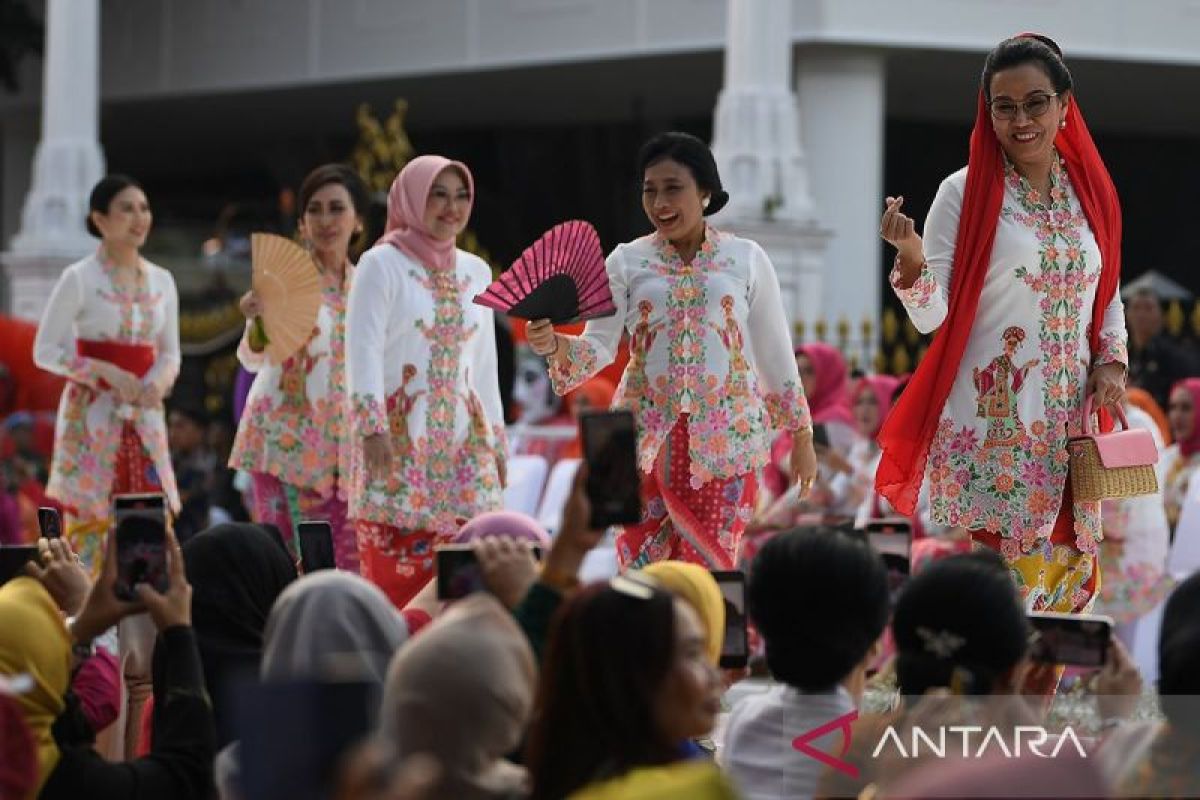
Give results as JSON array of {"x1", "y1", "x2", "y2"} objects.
[
  {"x1": 347, "y1": 155, "x2": 506, "y2": 607},
  {"x1": 527, "y1": 132, "x2": 816, "y2": 570}
]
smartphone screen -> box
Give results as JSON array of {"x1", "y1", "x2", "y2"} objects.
[
  {"x1": 297, "y1": 521, "x2": 336, "y2": 574},
  {"x1": 864, "y1": 518, "x2": 911, "y2": 605},
  {"x1": 0, "y1": 546, "x2": 39, "y2": 586},
  {"x1": 112, "y1": 493, "x2": 167, "y2": 601},
  {"x1": 579, "y1": 409, "x2": 642, "y2": 528},
  {"x1": 811, "y1": 423, "x2": 830, "y2": 449},
  {"x1": 1028, "y1": 612, "x2": 1113, "y2": 667},
  {"x1": 436, "y1": 544, "x2": 543, "y2": 600},
  {"x1": 712, "y1": 570, "x2": 748, "y2": 669},
  {"x1": 37, "y1": 507, "x2": 62, "y2": 539}
]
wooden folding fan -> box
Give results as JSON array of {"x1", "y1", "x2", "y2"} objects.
[
  {"x1": 250, "y1": 233, "x2": 323, "y2": 365},
  {"x1": 474, "y1": 220, "x2": 615, "y2": 325}
]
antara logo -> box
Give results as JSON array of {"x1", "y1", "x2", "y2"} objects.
[
  {"x1": 870, "y1": 724, "x2": 1088, "y2": 760},
  {"x1": 792, "y1": 710, "x2": 859, "y2": 778}
]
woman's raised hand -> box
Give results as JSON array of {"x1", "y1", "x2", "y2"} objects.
[
  {"x1": 880, "y1": 196, "x2": 923, "y2": 260},
  {"x1": 526, "y1": 319, "x2": 559, "y2": 357},
  {"x1": 239, "y1": 289, "x2": 264, "y2": 320}
]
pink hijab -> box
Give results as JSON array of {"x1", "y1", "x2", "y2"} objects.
[
  {"x1": 853, "y1": 375, "x2": 901, "y2": 438},
  {"x1": 796, "y1": 343, "x2": 855, "y2": 427},
  {"x1": 454, "y1": 511, "x2": 552, "y2": 548},
  {"x1": 378, "y1": 154, "x2": 474, "y2": 272}
]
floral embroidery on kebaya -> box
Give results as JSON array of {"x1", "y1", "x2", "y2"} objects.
[
  {"x1": 548, "y1": 226, "x2": 809, "y2": 489},
  {"x1": 231, "y1": 264, "x2": 354, "y2": 500},
  {"x1": 1095, "y1": 331, "x2": 1128, "y2": 368},
  {"x1": 890, "y1": 260, "x2": 940, "y2": 311},
  {"x1": 923, "y1": 154, "x2": 1116, "y2": 552},
  {"x1": 97, "y1": 249, "x2": 161, "y2": 343},
  {"x1": 350, "y1": 263, "x2": 503, "y2": 537}
]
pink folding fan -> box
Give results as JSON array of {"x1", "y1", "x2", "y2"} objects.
[{"x1": 474, "y1": 220, "x2": 615, "y2": 325}]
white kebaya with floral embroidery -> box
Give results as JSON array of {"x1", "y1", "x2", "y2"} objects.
[
  {"x1": 549, "y1": 227, "x2": 811, "y2": 489},
  {"x1": 33, "y1": 252, "x2": 181, "y2": 519},
  {"x1": 346, "y1": 244, "x2": 506, "y2": 532},
  {"x1": 893, "y1": 155, "x2": 1127, "y2": 553},
  {"x1": 229, "y1": 265, "x2": 354, "y2": 500}
]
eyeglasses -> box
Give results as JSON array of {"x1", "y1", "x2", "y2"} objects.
[{"x1": 989, "y1": 92, "x2": 1058, "y2": 121}]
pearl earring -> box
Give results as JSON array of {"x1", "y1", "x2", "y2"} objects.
[
  {"x1": 702, "y1": 197, "x2": 710, "y2": 209},
  {"x1": 1059, "y1": 120, "x2": 1066, "y2": 129}
]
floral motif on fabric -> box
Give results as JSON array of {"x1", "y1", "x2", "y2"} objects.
[
  {"x1": 890, "y1": 260, "x2": 939, "y2": 311},
  {"x1": 1007, "y1": 545, "x2": 1097, "y2": 614},
  {"x1": 1095, "y1": 331, "x2": 1128, "y2": 369},
  {"x1": 351, "y1": 393, "x2": 388, "y2": 437},
  {"x1": 353, "y1": 266, "x2": 503, "y2": 537},
  {"x1": 927, "y1": 157, "x2": 1106, "y2": 551},
  {"x1": 547, "y1": 335, "x2": 600, "y2": 394},
  {"x1": 231, "y1": 267, "x2": 354, "y2": 499},
  {"x1": 97, "y1": 250, "x2": 161, "y2": 343}
]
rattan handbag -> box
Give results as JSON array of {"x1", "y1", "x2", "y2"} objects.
[{"x1": 1067, "y1": 397, "x2": 1159, "y2": 501}]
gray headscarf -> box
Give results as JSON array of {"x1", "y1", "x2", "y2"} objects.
[
  {"x1": 380, "y1": 594, "x2": 536, "y2": 800},
  {"x1": 262, "y1": 570, "x2": 410, "y2": 683}
]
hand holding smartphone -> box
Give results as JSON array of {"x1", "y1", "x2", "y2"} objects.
[
  {"x1": 1028, "y1": 612, "x2": 1113, "y2": 667},
  {"x1": 436, "y1": 543, "x2": 544, "y2": 600},
  {"x1": 579, "y1": 410, "x2": 642, "y2": 529},
  {"x1": 112, "y1": 493, "x2": 168, "y2": 601},
  {"x1": 37, "y1": 507, "x2": 62, "y2": 539}
]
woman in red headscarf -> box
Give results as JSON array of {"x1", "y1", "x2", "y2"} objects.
[
  {"x1": 346, "y1": 156, "x2": 507, "y2": 607},
  {"x1": 876, "y1": 35, "x2": 1126, "y2": 619}
]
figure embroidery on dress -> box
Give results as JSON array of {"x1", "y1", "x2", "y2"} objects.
[
  {"x1": 386, "y1": 363, "x2": 423, "y2": 456},
  {"x1": 624, "y1": 299, "x2": 659, "y2": 407},
  {"x1": 278, "y1": 328, "x2": 324, "y2": 412},
  {"x1": 713, "y1": 294, "x2": 751, "y2": 398},
  {"x1": 973, "y1": 326, "x2": 1038, "y2": 448}
]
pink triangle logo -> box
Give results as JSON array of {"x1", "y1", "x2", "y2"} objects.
[{"x1": 791, "y1": 709, "x2": 859, "y2": 778}]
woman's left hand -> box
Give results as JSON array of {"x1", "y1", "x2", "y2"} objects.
[
  {"x1": 1086, "y1": 362, "x2": 1127, "y2": 412},
  {"x1": 135, "y1": 382, "x2": 164, "y2": 408},
  {"x1": 791, "y1": 429, "x2": 818, "y2": 499}
]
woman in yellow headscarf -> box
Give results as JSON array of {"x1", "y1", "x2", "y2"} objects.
[
  {"x1": 641, "y1": 561, "x2": 725, "y2": 667},
  {"x1": 0, "y1": 576, "x2": 72, "y2": 797}
]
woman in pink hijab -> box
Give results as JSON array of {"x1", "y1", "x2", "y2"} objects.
[
  {"x1": 764, "y1": 343, "x2": 860, "y2": 499},
  {"x1": 346, "y1": 156, "x2": 507, "y2": 608}
]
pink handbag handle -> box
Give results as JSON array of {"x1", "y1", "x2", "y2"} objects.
[{"x1": 1082, "y1": 394, "x2": 1129, "y2": 435}]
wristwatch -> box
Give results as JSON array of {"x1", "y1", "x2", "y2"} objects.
[{"x1": 64, "y1": 616, "x2": 95, "y2": 664}]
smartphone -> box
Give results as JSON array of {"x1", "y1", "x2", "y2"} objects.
[
  {"x1": 579, "y1": 409, "x2": 642, "y2": 528},
  {"x1": 112, "y1": 493, "x2": 168, "y2": 601},
  {"x1": 0, "y1": 545, "x2": 39, "y2": 586},
  {"x1": 37, "y1": 507, "x2": 62, "y2": 539},
  {"x1": 712, "y1": 570, "x2": 749, "y2": 669},
  {"x1": 811, "y1": 423, "x2": 830, "y2": 449},
  {"x1": 435, "y1": 543, "x2": 544, "y2": 600},
  {"x1": 297, "y1": 520, "x2": 336, "y2": 574},
  {"x1": 1028, "y1": 612, "x2": 1113, "y2": 667},
  {"x1": 864, "y1": 518, "x2": 912, "y2": 604},
  {"x1": 236, "y1": 679, "x2": 379, "y2": 800}
]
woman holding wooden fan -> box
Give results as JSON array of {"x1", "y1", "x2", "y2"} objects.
[
  {"x1": 527, "y1": 132, "x2": 817, "y2": 570},
  {"x1": 347, "y1": 155, "x2": 507, "y2": 608},
  {"x1": 229, "y1": 164, "x2": 368, "y2": 571},
  {"x1": 33, "y1": 174, "x2": 181, "y2": 570}
]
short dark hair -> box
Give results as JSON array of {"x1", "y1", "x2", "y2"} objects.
[
  {"x1": 893, "y1": 551, "x2": 1030, "y2": 696},
  {"x1": 526, "y1": 580, "x2": 680, "y2": 800},
  {"x1": 87, "y1": 174, "x2": 144, "y2": 238},
  {"x1": 636, "y1": 131, "x2": 729, "y2": 216},
  {"x1": 981, "y1": 35, "x2": 1073, "y2": 102},
  {"x1": 747, "y1": 527, "x2": 890, "y2": 690}
]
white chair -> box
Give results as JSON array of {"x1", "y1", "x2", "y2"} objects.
[
  {"x1": 502, "y1": 454, "x2": 549, "y2": 517},
  {"x1": 536, "y1": 458, "x2": 581, "y2": 536}
]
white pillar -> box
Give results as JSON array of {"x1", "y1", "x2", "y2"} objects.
[
  {"x1": 795, "y1": 49, "x2": 885, "y2": 368},
  {"x1": 709, "y1": 0, "x2": 828, "y2": 333},
  {"x1": 2, "y1": 0, "x2": 106, "y2": 321}
]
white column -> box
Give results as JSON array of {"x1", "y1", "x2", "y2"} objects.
[
  {"x1": 709, "y1": 0, "x2": 828, "y2": 333},
  {"x1": 3, "y1": 0, "x2": 106, "y2": 321},
  {"x1": 795, "y1": 49, "x2": 885, "y2": 367}
]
